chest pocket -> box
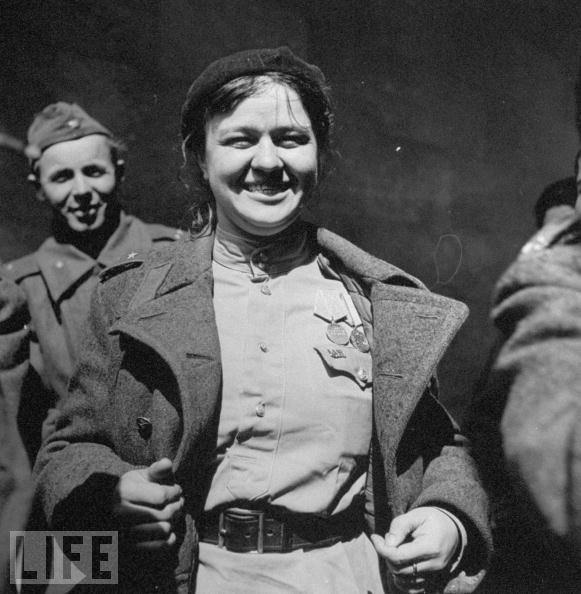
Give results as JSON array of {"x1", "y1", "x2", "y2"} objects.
[{"x1": 314, "y1": 344, "x2": 372, "y2": 389}]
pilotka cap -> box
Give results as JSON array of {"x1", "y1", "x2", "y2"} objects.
[
  {"x1": 25, "y1": 102, "x2": 113, "y2": 161},
  {"x1": 180, "y1": 46, "x2": 326, "y2": 140}
]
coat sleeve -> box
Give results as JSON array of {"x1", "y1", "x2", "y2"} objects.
[
  {"x1": 0, "y1": 276, "x2": 33, "y2": 590},
  {"x1": 0, "y1": 274, "x2": 30, "y2": 419},
  {"x1": 410, "y1": 389, "x2": 491, "y2": 593},
  {"x1": 490, "y1": 215, "x2": 581, "y2": 557},
  {"x1": 33, "y1": 276, "x2": 136, "y2": 530}
]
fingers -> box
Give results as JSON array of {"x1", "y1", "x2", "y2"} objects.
[
  {"x1": 121, "y1": 478, "x2": 182, "y2": 508},
  {"x1": 113, "y1": 460, "x2": 184, "y2": 528},
  {"x1": 114, "y1": 496, "x2": 185, "y2": 527},
  {"x1": 122, "y1": 521, "x2": 178, "y2": 552},
  {"x1": 146, "y1": 457, "x2": 175, "y2": 484},
  {"x1": 125, "y1": 521, "x2": 172, "y2": 541},
  {"x1": 371, "y1": 527, "x2": 429, "y2": 570},
  {"x1": 116, "y1": 460, "x2": 182, "y2": 510},
  {"x1": 113, "y1": 459, "x2": 184, "y2": 553},
  {"x1": 378, "y1": 537, "x2": 431, "y2": 569},
  {"x1": 372, "y1": 508, "x2": 463, "y2": 592},
  {"x1": 384, "y1": 512, "x2": 420, "y2": 547}
]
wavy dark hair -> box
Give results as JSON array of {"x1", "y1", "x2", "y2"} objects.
[{"x1": 181, "y1": 71, "x2": 334, "y2": 235}]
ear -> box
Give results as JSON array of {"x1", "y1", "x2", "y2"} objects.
[
  {"x1": 27, "y1": 173, "x2": 44, "y2": 201},
  {"x1": 115, "y1": 159, "x2": 126, "y2": 183}
]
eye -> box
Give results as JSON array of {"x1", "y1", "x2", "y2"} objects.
[
  {"x1": 83, "y1": 165, "x2": 107, "y2": 177},
  {"x1": 49, "y1": 170, "x2": 73, "y2": 183},
  {"x1": 224, "y1": 136, "x2": 254, "y2": 149},
  {"x1": 277, "y1": 133, "x2": 310, "y2": 148}
]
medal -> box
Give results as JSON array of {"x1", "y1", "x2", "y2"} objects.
[
  {"x1": 326, "y1": 318, "x2": 349, "y2": 345},
  {"x1": 350, "y1": 327, "x2": 370, "y2": 353}
]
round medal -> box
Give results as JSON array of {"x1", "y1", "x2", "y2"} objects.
[
  {"x1": 327, "y1": 321, "x2": 349, "y2": 345},
  {"x1": 350, "y1": 327, "x2": 370, "y2": 352}
]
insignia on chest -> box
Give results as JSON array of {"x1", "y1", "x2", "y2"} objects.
[
  {"x1": 327, "y1": 347, "x2": 346, "y2": 359},
  {"x1": 314, "y1": 343, "x2": 372, "y2": 389}
]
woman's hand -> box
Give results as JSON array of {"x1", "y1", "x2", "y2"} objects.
[
  {"x1": 371, "y1": 506, "x2": 460, "y2": 594},
  {"x1": 113, "y1": 458, "x2": 184, "y2": 553}
]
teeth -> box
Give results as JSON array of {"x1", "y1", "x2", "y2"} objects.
[{"x1": 245, "y1": 184, "x2": 288, "y2": 194}]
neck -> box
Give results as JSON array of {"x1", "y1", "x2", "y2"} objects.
[{"x1": 52, "y1": 203, "x2": 122, "y2": 260}]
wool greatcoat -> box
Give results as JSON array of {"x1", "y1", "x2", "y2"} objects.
[
  {"x1": 472, "y1": 208, "x2": 581, "y2": 592},
  {"x1": 34, "y1": 226, "x2": 491, "y2": 593}
]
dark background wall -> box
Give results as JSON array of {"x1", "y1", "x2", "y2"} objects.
[{"x1": 1, "y1": 0, "x2": 580, "y2": 420}]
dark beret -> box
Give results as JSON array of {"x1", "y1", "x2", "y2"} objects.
[{"x1": 181, "y1": 46, "x2": 326, "y2": 140}]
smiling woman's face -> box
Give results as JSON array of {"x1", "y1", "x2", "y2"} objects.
[{"x1": 199, "y1": 81, "x2": 318, "y2": 237}]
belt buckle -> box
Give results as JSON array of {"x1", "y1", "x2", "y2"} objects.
[{"x1": 218, "y1": 509, "x2": 266, "y2": 553}]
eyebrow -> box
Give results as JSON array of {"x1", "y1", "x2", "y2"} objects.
[
  {"x1": 218, "y1": 124, "x2": 312, "y2": 136},
  {"x1": 47, "y1": 166, "x2": 72, "y2": 177}
]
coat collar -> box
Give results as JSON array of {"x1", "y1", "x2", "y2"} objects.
[
  {"x1": 316, "y1": 227, "x2": 425, "y2": 290},
  {"x1": 145, "y1": 232, "x2": 213, "y2": 299},
  {"x1": 135, "y1": 223, "x2": 431, "y2": 304}
]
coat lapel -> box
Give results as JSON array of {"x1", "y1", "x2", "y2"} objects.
[
  {"x1": 316, "y1": 226, "x2": 469, "y2": 508},
  {"x1": 109, "y1": 236, "x2": 222, "y2": 475},
  {"x1": 369, "y1": 283, "x2": 467, "y2": 497}
]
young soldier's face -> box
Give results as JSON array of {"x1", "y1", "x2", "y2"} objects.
[{"x1": 36, "y1": 134, "x2": 119, "y2": 233}]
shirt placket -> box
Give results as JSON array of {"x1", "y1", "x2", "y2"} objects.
[{"x1": 228, "y1": 262, "x2": 285, "y2": 499}]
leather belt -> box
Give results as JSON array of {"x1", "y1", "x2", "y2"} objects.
[{"x1": 198, "y1": 505, "x2": 364, "y2": 553}]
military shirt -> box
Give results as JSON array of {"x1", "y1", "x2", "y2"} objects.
[{"x1": 205, "y1": 225, "x2": 373, "y2": 514}]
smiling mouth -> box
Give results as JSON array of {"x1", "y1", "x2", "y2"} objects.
[
  {"x1": 243, "y1": 183, "x2": 292, "y2": 196},
  {"x1": 71, "y1": 207, "x2": 100, "y2": 221}
]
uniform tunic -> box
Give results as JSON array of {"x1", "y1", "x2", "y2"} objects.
[
  {"x1": 196, "y1": 225, "x2": 385, "y2": 593},
  {"x1": 1, "y1": 212, "x2": 182, "y2": 456}
]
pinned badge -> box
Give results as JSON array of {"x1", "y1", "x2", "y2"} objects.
[
  {"x1": 326, "y1": 317, "x2": 349, "y2": 345},
  {"x1": 136, "y1": 416, "x2": 152, "y2": 439},
  {"x1": 327, "y1": 347, "x2": 346, "y2": 359},
  {"x1": 350, "y1": 327, "x2": 370, "y2": 353}
]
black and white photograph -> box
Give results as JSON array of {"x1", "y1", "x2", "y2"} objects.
[{"x1": 1, "y1": 1, "x2": 581, "y2": 592}]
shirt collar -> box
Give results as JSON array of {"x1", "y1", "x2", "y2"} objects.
[{"x1": 212, "y1": 221, "x2": 313, "y2": 278}]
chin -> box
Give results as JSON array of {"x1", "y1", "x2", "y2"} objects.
[{"x1": 245, "y1": 218, "x2": 299, "y2": 237}]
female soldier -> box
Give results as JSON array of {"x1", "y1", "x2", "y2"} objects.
[{"x1": 35, "y1": 47, "x2": 490, "y2": 593}]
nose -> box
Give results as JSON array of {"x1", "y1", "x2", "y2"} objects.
[
  {"x1": 251, "y1": 138, "x2": 282, "y2": 172},
  {"x1": 72, "y1": 175, "x2": 93, "y2": 208},
  {"x1": 73, "y1": 174, "x2": 91, "y2": 198}
]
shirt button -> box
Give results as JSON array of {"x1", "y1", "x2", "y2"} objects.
[
  {"x1": 259, "y1": 342, "x2": 268, "y2": 352},
  {"x1": 357, "y1": 368, "x2": 369, "y2": 382},
  {"x1": 255, "y1": 402, "x2": 266, "y2": 417},
  {"x1": 260, "y1": 284, "x2": 272, "y2": 295},
  {"x1": 55, "y1": 260, "x2": 64, "y2": 269}
]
